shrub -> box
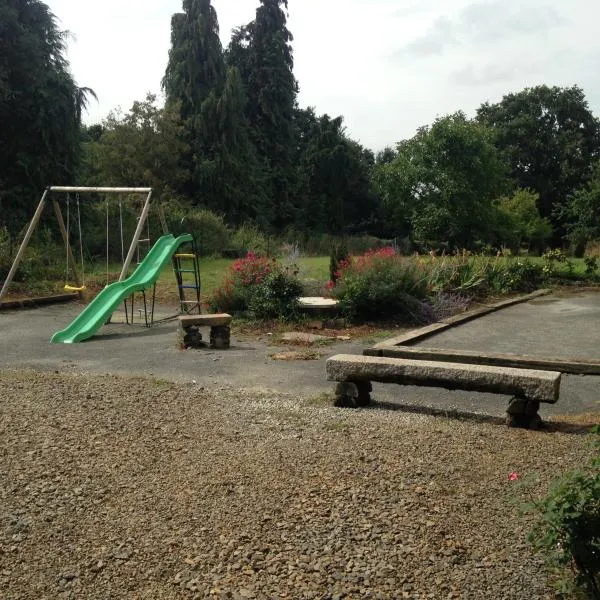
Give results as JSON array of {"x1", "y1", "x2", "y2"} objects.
[
  {"x1": 0, "y1": 227, "x2": 11, "y2": 281},
  {"x1": 329, "y1": 240, "x2": 349, "y2": 284},
  {"x1": 248, "y1": 268, "x2": 303, "y2": 321},
  {"x1": 230, "y1": 224, "x2": 269, "y2": 256},
  {"x1": 584, "y1": 256, "x2": 599, "y2": 276},
  {"x1": 525, "y1": 428, "x2": 600, "y2": 598},
  {"x1": 332, "y1": 249, "x2": 550, "y2": 323},
  {"x1": 494, "y1": 259, "x2": 545, "y2": 293},
  {"x1": 333, "y1": 248, "x2": 429, "y2": 323},
  {"x1": 210, "y1": 252, "x2": 302, "y2": 320},
  {"x1": 178, "y1": 208, "x2": 231, "y2": 257}
]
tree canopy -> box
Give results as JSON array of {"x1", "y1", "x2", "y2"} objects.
[
  {"x1": 0, "y1": 0, "x2": 94, "y2": 231},
  {"x1": 477, "y1": 85, "x2": 600, "y2": 242},
  {"x1": 228, "y1": 0, "x2": 298, "y2": 230},
  {"x1": 5, "y1": 0, "x2": 600, "y2": 255},
  {"x1": 373, "y1": 113, "x2": 509, "y2": 249}
]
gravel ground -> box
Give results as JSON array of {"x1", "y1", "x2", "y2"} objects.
[{"x1": 0, "y1": 370, "x2": 592, "y2": 599}]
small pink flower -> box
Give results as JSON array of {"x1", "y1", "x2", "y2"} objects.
[{"x1": 508, "y1": 472, "x2": 519, "y2": 481}]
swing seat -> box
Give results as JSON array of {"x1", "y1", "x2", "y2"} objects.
[{"x1": 64, "y1": 284, "x2": 87, "y2": 292}]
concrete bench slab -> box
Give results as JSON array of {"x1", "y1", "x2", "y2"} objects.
[
  {"x1": 326, "y1": 354, "x2": 561, "y2": 428},
  {"x1": 178, "y1": 313, "x2": 232, "y2": 327},
  {"x1": 326, "y1": 354, "x2": 560, "y2": 403}
]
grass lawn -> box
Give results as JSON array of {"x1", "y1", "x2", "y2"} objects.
[
  {"x1": 151, "y1": 255, "x2": 330, "y2": 305},
  {"x1": 3, "y1": 253, "x2": 595, "y2": 304}
]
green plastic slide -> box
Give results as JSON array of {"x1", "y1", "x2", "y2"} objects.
[{"x1": 51, "y1": 233, "x2": 193, "y2": 344}]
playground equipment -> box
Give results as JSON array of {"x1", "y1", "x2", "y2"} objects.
[
  {"x1": 0, "y1": 186, "x2": 155, "y2": 304},
  {"x1": 51, "y1": 233, "x2": 194, "y2": 343},
  {"x1": 1, "y1": 186, "x2": 203, "y2": 342}
]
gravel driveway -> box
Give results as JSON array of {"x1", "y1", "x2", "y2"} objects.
[{"x1": 0, "y1": 370, "x2": 592, "y2": 599}]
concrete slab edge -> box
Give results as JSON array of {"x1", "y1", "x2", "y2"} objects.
[
  {"x1": 369, "y1": 345, "x2": 600, "y2": 375},
  {"x1": 0, "y1": 293, "x2": 78, "y2": 311},
  {"x1": 369, "y1": 289, "x2": 552, "y2": 353}
]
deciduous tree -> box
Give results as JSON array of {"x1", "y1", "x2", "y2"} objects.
[
  {"x1": 373, "y1": 113, "x2": 509, "y2": 249},
  {"x1": 477, "y1": 85, "x2": 600, "y2": 242}
]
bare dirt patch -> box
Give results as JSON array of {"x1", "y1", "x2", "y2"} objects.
[{"x1": 0, "y1": 370, "x2": 593, "y2": 599}]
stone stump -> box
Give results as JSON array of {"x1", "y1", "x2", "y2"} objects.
[
  {"x1": 334, "y1": 380, "x2": 372, "y2": 408},
  {"x1": 506, "y1": 397, "x2": 542, "y2": 430},
  {"x1": 179, "y1": 324, "x2": 203, "y2": 349},
  {"x1": 210, "y1": 325, "x2": 231, "y2": 350},
  {"x1": 178, "y1": 314, "x2": 232, "y2": 351}
]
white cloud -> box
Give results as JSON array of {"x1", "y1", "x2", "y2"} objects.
[{"x1": 45, "y1": 0, "x2": 600, "y2": 151}]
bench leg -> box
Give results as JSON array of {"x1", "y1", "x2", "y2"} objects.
[
  {"x1": 210, "y1": 325, "x2": 231, "y2": 350},
  {"x1": 334, "y1": 381, "x2": 372, "y2": 408},
  {"x1": 506, "y1": 397, "x2": 542, "y2": 430},
  {"x1": 179, "y1": 324, "x2": 203, "y2": 349}
]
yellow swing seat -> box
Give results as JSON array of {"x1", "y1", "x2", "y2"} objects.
[{"x1": 64, "y1": 284, "x2": 87, "y2": 292}]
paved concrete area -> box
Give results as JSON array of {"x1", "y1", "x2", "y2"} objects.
[
  {"x1": 415, "y1": 292, "x2": 600, "y2": 360},
  {"x1": 1, "y1": 292, "x2": 598, "y2": 422}
]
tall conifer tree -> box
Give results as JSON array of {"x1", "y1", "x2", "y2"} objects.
[
  {"x1": 228, "y1": 0, "x2": 298, "y2": 230},
  {"x1": 163, "y1": 0, "x2": 226, "y2": 203}
]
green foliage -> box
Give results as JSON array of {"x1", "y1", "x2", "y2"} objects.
[
  {"x1": 584, "y1": 256, "x2": 599, "y2": 276},
  {"x1": 0, "y1": 227, "x2": 12, "y2": 281},
  {"x1": 230, "y1": 224, "x2": 269, "y2": 255},
  {"x1": 209, "y1": 252, "x2": 301, "y2": 320},
  {"x1": 333, "y1": 248, "x2": 429, "y2": 323},
  {"x1": 373, "y1": 112, "x2": 509, "y2": 250},
  {"x1": 294, "y1": 108, "x2": 377, "y2": 234},
  {"x1": 329, "y1": 240, "x2": 349, "y2": 284},
  {"x1": 162, "y1": 1, "x2": 267, "y2": 224},
  {"x1": 563, "y1": 162, "x2": 600, "y2": 252},
  {"x1": 477, "y1": 85, "x2": 600, "y2": 242},
  {"x1": 1, "y1": 227, "x2": 65, "y2": 284},
  {"x1": 169, "y1": 207, "x2": 231, "y2": 257},
  {"x1": 248, "y1": 268, "x2": 303, "y2": 320},
  {"x1": 228, "y1": 0, "x2": 298, "y2": 230},
  {"x1": 525, "y1": 428, "x2": 600, "y2": 598},
  {"x1": 83, "y1": 94, "x2": 188, "y2": 198},
  {"x1": 163, "y1": 0, "x2": 225, "y2": 122},
  {"x1": 333, "y1": 250, "x2": 548, "y2": 323},
  {"x1": 496, "y1": 259, "x2": 545, "y2": 293},
  {"x1": 0, "y1": 0, "x2": 94, "y2": 233},
  {"x1": 496, "y1": 189, "x2": 553, "y2": 252}
]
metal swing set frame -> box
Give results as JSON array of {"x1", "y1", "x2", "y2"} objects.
[{"x1": 0, "y1": 186, "x2": 154, "y2": 306}]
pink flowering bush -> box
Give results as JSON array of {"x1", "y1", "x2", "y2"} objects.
[
  {"x1": 332, "y1": 247, "x2": 431, "y2": 322},
  {"x1": 210, "y1": 252, "x2": 302, "y2": 320}
]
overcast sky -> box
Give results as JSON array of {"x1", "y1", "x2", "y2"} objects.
[{"x1": 46, "y1": 0, "x2": 600, "y2": 151}]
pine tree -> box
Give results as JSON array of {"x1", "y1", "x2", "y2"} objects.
[
  {"x1": 163, "y1": 0, "x2": 226, "y2": 204},
  {"x1": 163, "y1": 0, "x2": 225, "y2": 122},
  {"x1": 228, "y1": 0, "x2": 298, "y2": 231}
]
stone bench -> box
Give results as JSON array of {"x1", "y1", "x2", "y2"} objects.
[
  {"x1": 178, "y1": 314, "x2": 232, "y2": 350},
  {"x1": 326, "y1": 354, "x2": 561, "y2": 429}
]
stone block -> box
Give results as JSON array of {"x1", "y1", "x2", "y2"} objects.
[
  {"x1": 210, "y1": 325, "x2": 231, "y2": 350},
  {"x1": 326, "y1": 355, "x2": 561, "y2": 403},
  {"x1": 179, "y1": 313, "x2": 232, "y2": 327}
]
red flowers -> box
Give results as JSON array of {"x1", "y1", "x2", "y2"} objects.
[
  {"x1": 210, "y1": 251, "x2": 275, "y2": 312},
  {"x1": 508, "y1": 472, "x2": 519, "y2": 481},
  {"x1": 335, "y1": 246, "x2": 398, "y2": 281}
]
